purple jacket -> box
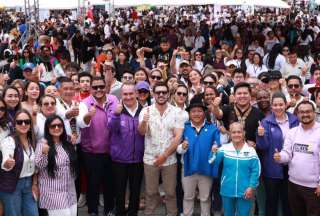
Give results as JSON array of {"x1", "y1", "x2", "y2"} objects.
[
  {"x1": 108, "y1": 104, "x2": 144, "y2": 163},
  {"x1": 80, "y1": 95, "x2": 118, "y2": 154},
  {"x1": 0, "y1": 137, "x2": 24, "y2": 192}
]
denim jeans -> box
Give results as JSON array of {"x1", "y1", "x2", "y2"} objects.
[{"x1": 0, "y1": 176, "x2": 38, "y2": 216}]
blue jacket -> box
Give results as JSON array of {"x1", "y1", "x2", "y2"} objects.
[
  {"x1": 108, "y1": 104, "x2": 145, "y2": 163},
  {"x1": 256, "y1": 112, "x2": 299, "y2": 179},
  {"x1": 182, "y1": 121, "x2": 220, "y2": 177},
  {"x1": 213, "y1": 143, "x2": 261, "y2": 198}
]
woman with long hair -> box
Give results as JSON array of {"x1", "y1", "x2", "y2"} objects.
[
  {"x1": 35, "y1": 114, "x2": 78, "y2": 216},
  {"x1": 0, "y1": 109, "x2": 38, "y2": 216},
  {"x1": 19, "y1": 47, "x2": 36, "y2": 69},
  {"x1": 263, "y1": 44, "x2": 286, "y2": 71},
  {"x1": 21, "y1": 81, "x2": 41, "y2": 117},
  {"x1": 246, "y1": 53, "x2": 268, "y2": 78},
  {"x1": 188, "y1": 69, "x2": 203, "y2": 100},
  {"x1": 3, "y1": 86, "x2": 21, "y2": 130}
]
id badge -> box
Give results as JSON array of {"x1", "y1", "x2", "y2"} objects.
[{"x1": 27, "y1": 160, "x2": 34, "y2": 174}]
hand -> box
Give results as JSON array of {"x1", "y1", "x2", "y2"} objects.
[
  {"x1": 42, "y1": 140, "x2": 50, "y2": 155},
  {"x1": 212, "y1": 93, "x2": 222, "y2": 107},
  {"x1": 247, "y1": 140, "x2": 256, "y2": 148},
  {"x1": 279, "y1": 78, "x2": 286, "y2": 88},
  {"x1": 173, "y1": 49, "x2": 179, "y2": 56},
  {"x1": 32, "y1": 102, "x2": 39, "y2": 116},
  {"x1": 229, "y1": 94, "x2": 235, "y2": 104},
  {"x1": 32, "y1": 184, "x2": 39, "y2": 201},
  {"x1": 4, "y1": 155, "x2": 15, "y2": 170},
  {"x1": 219, "y1": 125, "x2": 227, "y2": 134},
  {"x1": 289, "y1": 98, "x2": 297, "y2": 108},
  {"x1": 143, "y1": 107, "x2": 150, "y2": 123},
  {"x1": 88, "y1": 103, "x2": 96, "y2": 117},
  {"x1": 244, "y1": 187, "x2": 254, "y2": 199},
  {"x1": 154, "y1": 154, "x2": 167, "y2": 167},
  {"x1": 115, "y1": 101, "x2": 123, "y2": 115},
  {"x1": 301, "y1": 64, "x2": 308, "y2": 76},
  {"x1": 273, "y1": 148, "x2": 281, "y2": 162},
  {"x1": 315, "y1": 185, "x2": 320, "y2": 197},
  {"x1": 257, "y1": 121, "x2": 265, "y2": 136},
  {"x1": 211, "y1": 144, "x2": 218, "y2": 153},
  {"x1": 70, "y1": 133, "x2": 78, "y2": 145},
  {"x1": 182, "y1": 140, "x2": 189, "y2": 150}
]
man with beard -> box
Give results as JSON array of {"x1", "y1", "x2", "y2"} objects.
[
  {"x1": 256, "y1": 89, "x2": 271, "y2": 116},
  {"x1": 138, "y1": 81, "x2": 184, "y2": 216},
  {"x1": 274, "y1": 101, "x2": 320, "y2": 216},
  {"x1": 177, "y1": 60, "x2": 192, "y2": 86}
]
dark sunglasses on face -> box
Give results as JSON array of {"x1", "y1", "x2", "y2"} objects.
[
  {"x1": 151, "y1": 75, "x2": 162, "y2": 80},
  {"x1": 92, "y1": 85, "x2": 106, "y2": 90},
  {"x1": 288, "y1": 84, "x2": 300, "y2": 89},
  {"x1": 42, "y1": 102, "x2": 56, "y2": 107},
  {"x1": 16, "y1": 119, "x2": 31, "y2": 125},
  {"x1": 176, "y1": 92, "x2": 188, "y2": 97},
  {"x1": 204, "y1": 81, "x2": 215, "y2": 85},
  {"x1": 154, "y1": 91, "x2": 168, "y2": 95},
  {"x1": 49, "y1": 123, "x2": 63, "y2": 129},
  {"x1": 0, "y1": 107, "x2": 5, "y2": 112}
]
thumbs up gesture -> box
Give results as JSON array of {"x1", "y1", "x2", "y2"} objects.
[
  {"x1": 182, "y1": 139, "x2": 189, "y2": 150},
  {"x1": 88, "y1": 103, "x2": 96, "y2": 117},
  {"x1": 143, "y1": 107, "x2": 150, "y2": 123},
  {"x1": 32, "y1": 102, "x2": 39, "y2": 116},
  {"x1": 115, "y1": 100, "x2": 123, "y2": 115},
  {"x1": 273, "y1": 148, "x2": 281, "y2": 162},
  {"x1": 257, "y1": 121, "x2": 265, "y2": 137},
  {"x1": 4, "y1": 154, "x2": 15, "y2": 170},
  {"x1": 42, "y1": 139, "x2": 50, "y2": 155},
  {"x1": 212, "y1": 93, "x2": 222, "y2": 107}
]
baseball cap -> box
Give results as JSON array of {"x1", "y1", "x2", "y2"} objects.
[
  {"x1": 22, "y1": 63, "x2": 35, "y2": 71},
  {"x1": 135, "y1": 81, "x2": 150, "y2": 91},
  {"x1": 179, "y1": 60, "x2": 190, "y2": 67}
]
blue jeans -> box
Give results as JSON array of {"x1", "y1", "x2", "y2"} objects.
[
  {"x1": 222, "y1": 196, "x2": 253, "y2": 216},
  {"x1": 0, "y1": 177, "x2": 38, "y2": 216}
]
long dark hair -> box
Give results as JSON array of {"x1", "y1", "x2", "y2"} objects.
[
  {"x1": 0, "y1": 97, "x2": 9, "y2": 130},
  {"x1": 3, "y1": 86, "x2": 21, "y2": 111},
  {"x1": 44, "y1": 114, "x2": 77, "y2": 178},
  {"x1": 267, "y1": 43, "x2": 282, "y2": 69}
]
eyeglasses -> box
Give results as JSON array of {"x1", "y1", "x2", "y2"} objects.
[
  {"x1": 92, "y1": 85, "x2": 106, "y2": 90},
  {"x1": 154, "y1": 91, "x2": 168, "y2": 95},
  {"x1": 49, "y1": 123, "x2": 63, "y2": 129},
  {"x1": 0, "y1": 107, "x2": 5, "y2": 112},
  {"x1": 151, "y1": 76, "x2": 162, "y2": 80},
  {"x1": 138, "y1": 90, "x2": 149, "y2": 94},
  {"x1": 122, "y1": 76, "x2": 133, "y2": 80},
  {"x1": 195, "y1": 53, "x2": 202, "y2": 56},
  {"x1": 16, "y1": 119, "x2": 31, "y2": 125},
  {"x1": 204, "y1": 81, "x2": 214, "y2": 86},
  {"x1": 288, "y1": 84, "x2": 300, "y2": 89},
  {"x1": 176, "y1": 92, "x2": 187, "y2": 97},
  {"x1": 298, "y1": 110, "x2": 314, "y2": 115},
  {"x1": 42, "y1": 102, "x2": 56, "y2": 107}
]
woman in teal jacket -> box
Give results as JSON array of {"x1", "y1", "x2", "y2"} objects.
[{"x1": 213, "y1": 122, "x2": 261, "y2": 216}]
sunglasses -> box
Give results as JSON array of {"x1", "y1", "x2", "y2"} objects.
[
  {"x1": 195, "y1": 53, "x2": 202, "y2": 56},
  {"x1": 92, "y1": 85, "x2": 106, "y2": 90},
  {"x1": 204, "y1": 81, "x2": 214, "y2": 85},
  {"x1": 151, "y1": 76, "x2": 162, "y2": 80},
  {"x1": 0, "y1": 107, "x2": 5, "y2": 112},
  {"x1": 288, "y1": 84, "x2": 300, "y2": 89},
  {"x1": 138, "y1": 89, "x2": 149, "y2": 94},
  {"x1": 154, "y1": 91, "x2": 168, "y2": 95},
  {"x1": 16, "y1": 119, "x2": 31, "y2": 125},
  {"x1": 282, "y1": 49, "x2": 289, "y2": 52},
  {"x1": 49, "y1": 123, "x2": 63, "y2": 129},
  {"x1": 42, "y1": 102, "x2": 56, "y2": 107},
  {"x1": 176, "y1": 92, "x2": 187, "y2": 97}
]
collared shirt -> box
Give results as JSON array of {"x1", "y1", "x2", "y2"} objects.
[
  {"x1": 276, "y1": 114, "x2": 290, "y2": 140},
  {"x1": 190, "y1": 121, "x2": 206, "y2": 133},
  {"x1": 281, "y1": 58, "x2": 306, "y2": 78},
  {"x1": 124, "y1": 102, "x2": 139, "y2": 117},
  {"x1": 139, "y1": 103, "x2": 185, "y2": 166}
]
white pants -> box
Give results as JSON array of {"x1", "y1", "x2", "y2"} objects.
[
  {"x1": 182, "y1": 171, "x2": 213, "y2": 216},
  {"x1": 47, "y1": 204, "x2": 77, "y2": 216}
]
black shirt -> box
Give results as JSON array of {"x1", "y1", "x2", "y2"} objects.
[{"x1": 221, "y1": 105, "x2": 264, "y2": 142}]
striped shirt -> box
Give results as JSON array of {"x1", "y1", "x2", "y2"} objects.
[{"x1": 35, "y1": 139, "x2": 76, "y2": 210}]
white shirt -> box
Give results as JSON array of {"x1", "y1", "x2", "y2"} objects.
[
  {"x1": 139, "y1": 104, "x2": 185, "y2": 166},
  {"x1": 1, "y1": 136, "x2": 35, "y2": 178},
  {"x1": 263, "y1": 54, "x2": 287, "y2": 71},
  {"x1": 246, "y1": 63, "x2": 268, "y2": 78},
  {"x1": 124, "y1": 102, "x2": 139, "y2": 117},
  {"x1": 281, "y1": 58, "x2": 306, "y2": 78}
]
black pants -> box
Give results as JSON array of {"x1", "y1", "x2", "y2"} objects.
[
  {"x1": 288, "y1": 181, "x2": 320, "y2": 216},
  {"x1": 264, "y1": 177, "x2": 291, "y2": 216},
  {"x1": 112, "y1": 161, "x2": 143, "y2": 216},
  {"x1": 82, "y1": 152, "x2": 114, "y2": 214},
  {"x1": 176, "y1": 154, "x2": 183, "y2": 214}
]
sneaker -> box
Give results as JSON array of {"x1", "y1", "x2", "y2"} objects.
[
  {"x1": 99, "y1": 194, "x2": 104, "y2": 207},
  {"x1": 77, "y1": 193, "x2": 86, "y2": 207}
]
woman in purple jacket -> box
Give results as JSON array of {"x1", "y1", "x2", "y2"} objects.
[
  {"x1": 108, "y1": 83, "x2": 145, "y2": 216},
  {"x1": 256, "y1": 92, "x2": 299, "y2": 216}
]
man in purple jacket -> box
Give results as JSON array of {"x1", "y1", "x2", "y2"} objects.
[
  {"x1": 108, "y1": 83, "x2": 144, "y2": 216},
  {"x1": 80, "y1": 76, "x2": 118, "y2": 216}
]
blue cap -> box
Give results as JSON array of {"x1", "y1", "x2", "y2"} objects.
[
  {"x1": 22, "y1": 63, "x2": 35, "y2": 71},
  {"x1": 135, "y1": 81, "x2": 150, "y2": 91}
]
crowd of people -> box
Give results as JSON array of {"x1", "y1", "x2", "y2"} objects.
[{"x1": 0, "y1": 4, "x2": 320, "y2": 216}]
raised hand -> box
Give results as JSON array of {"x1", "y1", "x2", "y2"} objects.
[
  {"x1": 257, "y1": 121, "x2": 265, "y2": 136},
  {"x1": 182, "y1": 139, "x2": 189, "y2": 150},
  {"x1": 42, "y1": 140, "x2": 50, "y2": 155},
  {"x1": 115, "y1": 100, "x2": 123, "y2": 115},
  {"x1": 273, "y1": 148, "x2": 281, "y2": 162},
  {"x1": 143, "y1": 107, "x2": 150, "y2": 123},
  {"x1": 4, "y1": 154, "x2": 15, "y2": 170}
]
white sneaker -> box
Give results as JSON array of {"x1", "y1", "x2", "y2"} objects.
[
  {"x1": 99, "y1": 194, "x2": 104, "y2": 207},
  {"x1": 77, "y1": 193, "x2": 86, "y2": 207}
]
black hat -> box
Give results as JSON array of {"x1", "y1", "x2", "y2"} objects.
[
  {"x1": 257, "y1": 71, "x2": 269, "y2": 83},
  {"x1": 269, "y1": 70, "x2": 282, "y2": 80},
  {"x1": 186, "y1": 96, "x2": 207, "y2": 112}
]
